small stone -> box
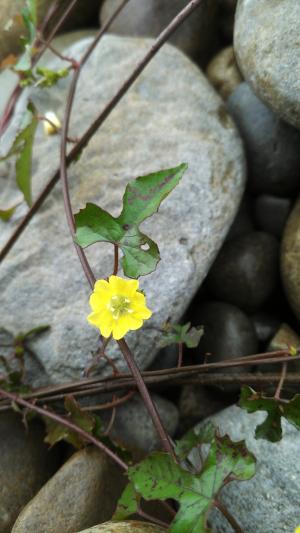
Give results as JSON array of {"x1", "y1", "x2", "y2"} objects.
[
  {"x1": 77, "y1": 522, "x2": 166, "y2": 533},
  {"x1": 0, "y1": 413, "x2": 60, "y2": 533},
  {"x1": 194, "y1": 301, "x2": 258, "y2": 365},
  {"x1": 226, "y1": 194, "x2": 253, "y2": 241},
  {"x1": 281, "y1": 197, "x2": 300, "y2": 322},
  {"x1": 206, "y1": 232, "x2": 279, "y2": 312},
  {"x1": 199, "y1": 405, "x2": 300, "y2": 532},
  {"x1": 106, "y1": 395, "x2": 179, "y2": 454},
  {"x1": 227, "y1": 82, "x2": 300, "y2": 196},
  {"x1": 251, "y1": 312, "x2": 281, "y2": 344},
  {"x1": 12, "y1": 447, "x2": 125, "y2": 533},
  {"x1": 234, "y1": 0, "x2": 300, "y2": 130},
  {"x1": 100, "y1": 0, "x2": 219, "y2": 65},
  {"x1": 254, "y1": 195, "x2": 291, "y2": 238},
  {"x1": 206, "y1": 46, "x2": 243, "y2": 100},
  {"x1": 179, "y1": 385, "x2": 232, "y2": 432}
]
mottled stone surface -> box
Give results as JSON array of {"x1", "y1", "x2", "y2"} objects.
[
  {"x1": 0, "y1": 33, "x2": 245, "y2": 385},
  {"x1": 12, "y1": 447, "x2": 125, "y2": 533},
  {"x1": 200, "y1": 405, "x2": 300, "y2": 532},
  {"x1": 206, "y1": 46, "x2": 242, "y2": 100},
  {"x1": 100, "y1": 0, "x2": 219, "y2": 66},
  {"x1": 254, "y1": 195, "x2": 291, "y2": 238},
  {"x1": 78, "y1": 522, "x2": 166, "y2": 533},
  {"x1": 234, "y1": 0, "x2": 300, "y2": 129},
  {"x1": 106, "y1": 394, "x2": 179, "y2": 453},
  {"x1": 0, "y1": 413, "x2": 60, "y2": 533},
  {"x1": 281, "y1": 197, "x2": 300, "y2": 322}
]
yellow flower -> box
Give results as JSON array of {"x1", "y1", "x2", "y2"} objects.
[
  {"x1": 295, "y1": 527, "x2": 300, "y2": 533},
  {"x1": 87, "y1": 275, "x2": 152, "y2": 340}
]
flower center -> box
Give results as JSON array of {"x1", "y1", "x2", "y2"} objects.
[{"x1": 107, "y1": 295, "x2": 132, "y2": 320}]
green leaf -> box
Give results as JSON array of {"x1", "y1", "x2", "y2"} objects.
[
  {"x1": 114, "y1": 425, "x2": 256, "y2": 532},
  {"x1": 14, "y1": 0, "x2": 37, "y2": 72},
  {"x1": 44, "y1": 396, "x2": 96, "y2": 449},
  {"x1": 239, "y1": 386, "x2": 300, "y2": 442},
  {"x1": 160, "y1": 322, "x2": 204, "y2": 349},
  {"x1": 0, "y1": 201, "x2": 21, "y2": 221},
  {"x1": 175, "y1": 423, "x2": 215, "y2": 461},
  {"x1": 75, "y1": 163, "x2": 187, "y2": 278},
  {"x1": 34, "y1": 66, "x2": 70, "y2": 87},
  {"x1": 0, "y1": 102, "x2": 38, "y2": 206},
  {"x1": 114, "y1": 481, "x2": 140, "y2": 520}
]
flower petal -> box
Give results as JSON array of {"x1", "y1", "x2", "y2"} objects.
[
  {"x1": 112, "y1": 316, "x2": 131, "y2": 340},
  {"x1": 126, "y1": 315, "x2": 143, "y2": 330},
  {"x1": 94, "y1": 279, "x2": 110, "y2": 293},
  {"x1": 89, "y1": 291, "x2": 110, "y2": 311}
]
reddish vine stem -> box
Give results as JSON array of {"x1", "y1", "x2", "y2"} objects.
[
  {"x1": 214, "y1": 500, "x2": 243, "y2": 533},
  {"x1": 274, "y1": 362, "x2": 287, "y2": 400},
  {"x1": 0, "y1": 387, "x2": 127, "y2": 470},
  {"x1": 118, "y1": 338, "x2": 176, "y2": 460},
  {"x1": 0, "y1": 0, "x2": 205, "y2": 264},
  {"x1": 113, "y1": 244, "x2": 119, "y2": 276},
  {"x1": 81, "y1": 389, "x2": 136, "y2": 412}
]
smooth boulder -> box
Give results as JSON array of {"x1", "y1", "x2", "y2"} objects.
[
  {"x1": 0, "y1": 33, "x2": 245, "y2": 385},
  {"x1": 234, "y1": 0, "x2": 300, "y2": 130}
]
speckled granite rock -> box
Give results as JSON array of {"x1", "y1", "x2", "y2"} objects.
[
  {"x1": 12, "y1": 447, "x2": 125, "y2": 533},
  {"x1": 234, "y1": 0, "x2": 300, "y2": 129},
  {"x1": 0, "y1": 33, "x2": 245, "y2": 385},
  {"x1": 199, "y1": 405, "x2": 300, "y2": 532}
]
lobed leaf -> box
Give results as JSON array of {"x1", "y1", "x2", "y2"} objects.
[
  {"x1": 75, "y1": 163, "x2": 187, "y2": 278},
  {"x1": 240, "y1": 386, "x2": 300, "y2": 442},
  {"x1": 160, "y1": 321, "x2": 204, "y2": 349},
  {"x1": 114, "y1": 423, "x2": 255, "y2": 532}
]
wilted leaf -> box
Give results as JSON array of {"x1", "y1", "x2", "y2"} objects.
[
  {"x1": 160, "y1": 322, "x2": 204, "y2": 349},
  {"x1": 0, "y1": 201, "x2": 21, "y2": 221},
  {"x1": 0, "y1": 102, "x2": 38, "y2": 205},
  {"x1": 44, "y1": 396, "x2": 96, "y2": 449},
  {"x1": 14, "y1": 0, "x2": 37, "y2": 72},
  {"x1": 114, "y1": 423, "x2": 256, "y2": 532},
  {"x1": 240, "y1": 386, "x2": 300, "y2": 442},
  {"x1": 75, "y1": 163, "x2": 187, "y2": 278}
]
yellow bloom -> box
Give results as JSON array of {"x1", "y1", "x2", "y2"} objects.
[
  {"x1": 87, "y1": 275, "x2": 152, "y2": 340},
  {"x1": 295, "y1": 527, "x2": 300, "y2": 533}
]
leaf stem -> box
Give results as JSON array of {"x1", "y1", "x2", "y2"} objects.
[
  {"x1": 113, "y1": 244, "x2": 119, "y2": 276},
  {"x1": 274, "y1": 361, "x2": 287, "y2": 400}
]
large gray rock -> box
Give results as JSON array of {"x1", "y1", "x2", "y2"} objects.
[
  {"x1": 199, "y1": 405, "x2": 300, "y2": 532},
  {"x1": 12, "y1": 447, "x2": 125, "y2": 533},
  {"x1": 0, "y1": 413, "x2": 60, "y2": 533},
  {"x1": 78, "y1": 523, "x2": 166, "y2": 533},
  {"x1": 0, "y1": 33, "x2": 245, "y2": 385},
  {"x1": 234, "y1": 0, "x2": 300, "y2": 130}
]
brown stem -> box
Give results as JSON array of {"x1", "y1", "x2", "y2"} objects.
[
  {"x1": 177, "y1": 341, "x2": 183, "y2": 368},
  {"x1": 118, "y1": 338, "x2": 176, "y2": 459},
  {"x1": 0, "y1": 387, "x2": 127, "y2": 470},
  {"x1": 0, "y1": 0, "x2": 205, "y2": 263},
  {"x1": 214, "y1": 500, "x2": 243, "y2": 533},
  {"x1": 274, "y1": 362, "x2": 287, "y2": 400},
  {"x1": 81, "y1": 389, "x2": 135, "y2": 412},
  {"x1": 113, "y1": 244, "x2": 119, "y2": 276}
]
